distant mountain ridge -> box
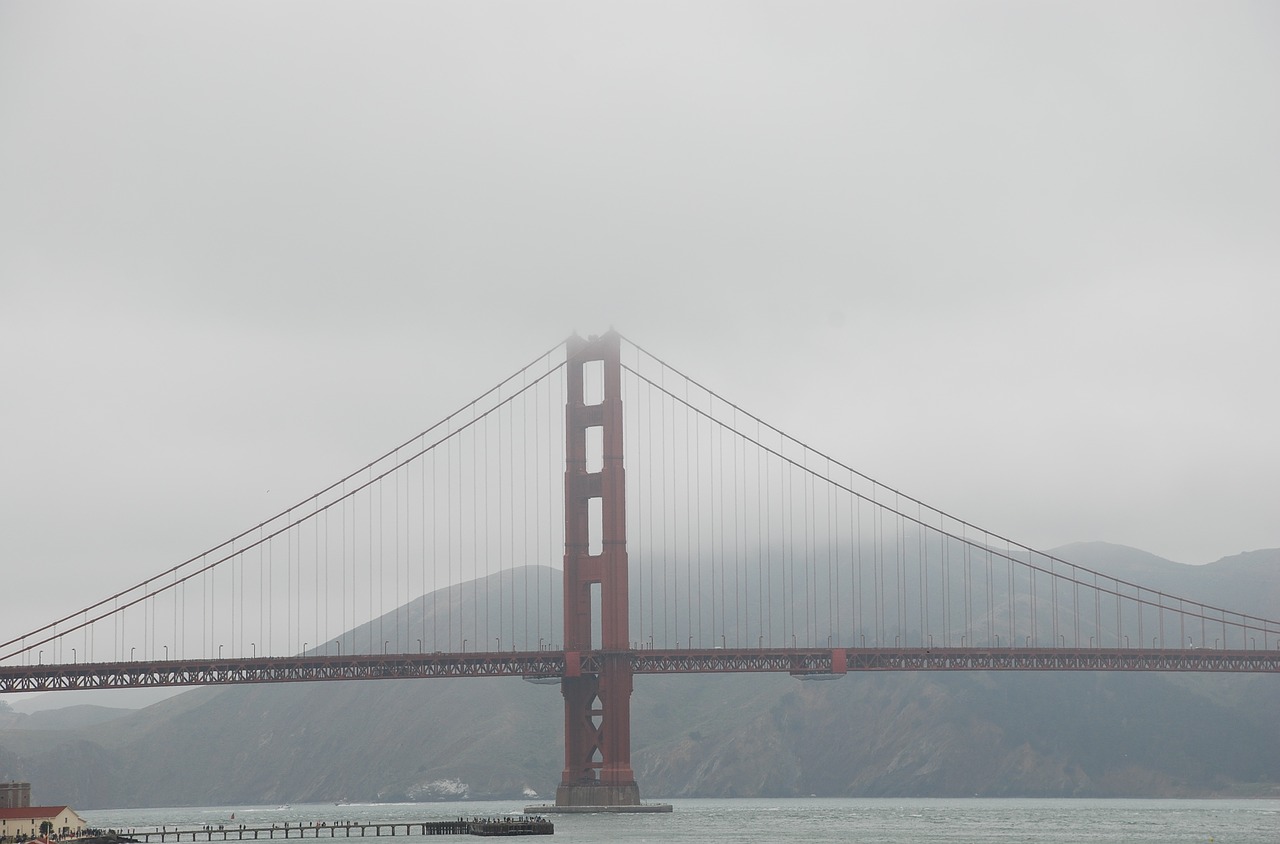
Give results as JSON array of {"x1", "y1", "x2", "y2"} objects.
[
  {"x1": 0, "y1": 543, "x2": 1276, "y2": 808},
  {"x1": 0, "y1": 704, "x2": 136, "y2": 732},
  {"x1": 1050, "y1": 542, "x2": 1279, "y2": 622}
]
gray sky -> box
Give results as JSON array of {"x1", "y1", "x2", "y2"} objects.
[{"x1": 2, "y1": 2, "x2": 1278, "y2": 643}]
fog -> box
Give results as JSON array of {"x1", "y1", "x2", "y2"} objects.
[{"x1": 2, "y1": 2, "x2": 1277, "y2": 649}]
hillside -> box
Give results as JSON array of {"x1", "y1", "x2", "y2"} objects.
[{"x1": 0, "y1": 544, "x2": 1276, "y2": 808}]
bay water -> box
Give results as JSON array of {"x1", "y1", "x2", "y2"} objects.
[{"x1": 84, "y1": 797, "x2": 1277, "y2": 843}]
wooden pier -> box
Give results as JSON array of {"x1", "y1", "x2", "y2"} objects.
[{"x1": 107, "y1": 818, "x2": 551, "y2": 841}]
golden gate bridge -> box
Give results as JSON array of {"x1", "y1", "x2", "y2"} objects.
[{"x1": 2, "y1": 331, "x2": 1277, "y2": 808}]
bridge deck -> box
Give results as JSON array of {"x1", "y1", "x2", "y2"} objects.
[{"x1": 2, "y1": 647, "x2": 1276, "y2": 693}]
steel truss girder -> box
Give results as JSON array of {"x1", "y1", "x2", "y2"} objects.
[
  {"x1": 620, "y1": 647, "x2": 1280, "y2": 674},
  {"x1": 3, "y1": 647, "x2": 1276, "y2": 693},
  {"x1": 0, "y1": 653, "x2": 566, "y2": 693}
]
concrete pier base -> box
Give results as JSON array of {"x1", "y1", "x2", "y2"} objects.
[
  {"x1": 525, "y1": 803, "x2": 673, "y2": 814},
  {"x1": 525, "y1": 783, "x2": 672, "y2": 814},
  {"x1": 555, "y1": 783, "x2": 642, "y2": 807}
]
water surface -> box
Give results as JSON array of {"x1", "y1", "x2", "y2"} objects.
[{"x1": 84, "y1": 797, "x2": 1278, "y2": 844}]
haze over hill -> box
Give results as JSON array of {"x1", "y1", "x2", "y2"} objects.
[{"x1": 0, "y1": 543, "x2": 1275, "y2": 809}]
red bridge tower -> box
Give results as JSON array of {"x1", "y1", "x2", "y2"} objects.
[{"x1": 556, "y1": 331, "x2": 643, "y2": 808}]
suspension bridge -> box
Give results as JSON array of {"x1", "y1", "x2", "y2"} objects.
[{"x1": 2, "y1": 331, "x2": 1277, "y2": 808}]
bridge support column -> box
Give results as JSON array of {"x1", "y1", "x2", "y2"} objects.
[
  {"x1": 556, "y1": 653, "x2": 639, "y2": 806},
  {"x1": 553, "y1": 331, "x2": 645, "y2": 810}
]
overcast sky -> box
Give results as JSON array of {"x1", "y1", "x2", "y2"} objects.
[{"x1": 2, "y1": 2, "x2": 1277, "y2": 644}]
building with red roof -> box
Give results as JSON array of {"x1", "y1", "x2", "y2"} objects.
[{"x1": 0, "y1": 806, "x2": 86, "y2": 840}]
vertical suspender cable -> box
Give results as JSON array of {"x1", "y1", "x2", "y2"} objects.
[
  {"x1": 1007, "y1": 540, "x2": 1014, "y2": 647},
  {"x1": 831, "y1": 460, "x2": 838, "y2": 646},
  {"x1": 851, "y1": 481, "x2": 858, "y2": 645},
  {"x1": 484, "y1": 412, "x2": 491, "y2": 648},
  {"x1": 708, "y1": 395, "x2": 715, "y2": 645},
  {"x1": 660, "y1": 369, "x2": 669, "y2": 647},
  {"x1": 427, "y1": 438, "x2": 432, "y2": 655},
  {"x1": 473, "y1": 411, "x2": 479, "y2": 651},
  {"x1": 509, "y1": 392, "x2": 516, "y2": 649},
  {"x1": 756, "y1": 423, "x2": 764, "y2": 647},
  {"x1": 690, "y1": 381, "x2": 699, "y2": 647},
  {"x1": 918, "y1": 505, "x2": 925, "y2": 648},
  {"x1": 394, "y1": 460, "x2": 400, "y2": 653},
  {"x1": 764, "y1": 425, "x2": 773, "y2": 647},
  {"x1": 985, "y1": 538, "x2": 993, "y2": 646},
  {"x1": 647, "y1": 371, "x2": 656, "y2": 647}
]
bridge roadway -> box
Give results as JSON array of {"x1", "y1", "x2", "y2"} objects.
[{"x1": 2, "y1": 647, "x2": 1277, "y2": 693}]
